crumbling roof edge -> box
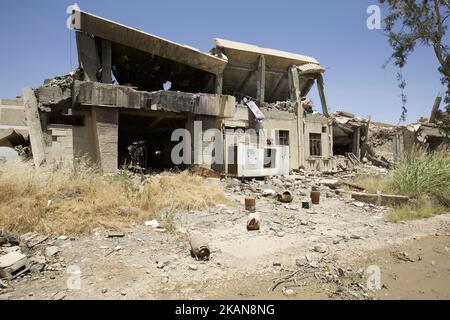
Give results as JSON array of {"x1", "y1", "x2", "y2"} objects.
[
  {"x1": 213, "y1": 38, "x2": 321, "y2": 66},
  {"x1": 71, "y1": 9, "x2": 228, "y2": 74}
]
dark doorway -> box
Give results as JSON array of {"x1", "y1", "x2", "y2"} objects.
[{"x1": 118, "y1": 112, "x2": 187, "y2": 171}]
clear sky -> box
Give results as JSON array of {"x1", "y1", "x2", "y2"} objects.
[{"x1": 0, "y1": 0, "x2": 447, "y2": 124}]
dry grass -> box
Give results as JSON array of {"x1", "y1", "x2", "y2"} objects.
[
  {"x1": 384, "y1": 198, "x2": 448, "y2": 223},
  {"x1": 352, "y1": 148, "x2": 450, "y2": 223},
  {"x1": 0, "y1": 160, "x2": 227, "y2": 235},
  {"x1": 352, "y1": 175, "x2": 392, "y2": 194}
]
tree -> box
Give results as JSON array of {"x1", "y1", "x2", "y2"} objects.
[{"x1": 379, "y1": 0, "x2": 450, "y2": 125}]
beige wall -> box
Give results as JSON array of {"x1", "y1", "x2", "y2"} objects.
[
  {"x1": 303, "y1": 113, "x2": 335, "y2": 171},
  {"x1": 73, "y1": 108, "x2": 98, "y2": 164},
  {"x1": 44, "y1": 125, "x2": 74, "y2": 166}
]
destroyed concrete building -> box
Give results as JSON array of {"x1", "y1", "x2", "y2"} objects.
[
  {"x1": 393, "y1": 122, "x2": 448, "y2": 161},
  {"x1": 1, "y1": 9, "x2": 338, "y2": 176},
  {"x1": 0, "y1": 98, "x2": 28, "y2": 149}
]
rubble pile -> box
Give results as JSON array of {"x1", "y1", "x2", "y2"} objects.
[
  {"x1": 368, "y1": 126, "x2": 395, "y2": 148},
  {"x1": 42, "y1": 68, "x2": 83, "y2": 90},
  {"x1": 262, "y1": 101, "x2": 296, "y2": 113},
  {"x1": 0, "y1": 229, "x2": 68, "y2": 295}
]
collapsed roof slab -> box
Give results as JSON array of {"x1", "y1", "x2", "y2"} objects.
[
  {"x1": 70, "y1": 10, "x2": 227, "y2": 76},
  {"x1": 213, "y1": 38, "x2": 320, "y2": 68},
  {"x1": 212, "y1": 38, "x2": 324, "y2": 102},
  {"x1": 73, "y1": 81, "x2": 236, "y2": 118}
]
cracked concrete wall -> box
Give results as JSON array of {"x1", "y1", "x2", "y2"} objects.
[{"x1": 91, "y1": 106, "x2": 118, "y2": 174}]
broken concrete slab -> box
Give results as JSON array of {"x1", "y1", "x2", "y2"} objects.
[
  {"x1": 351, "y1": 192, "x2": 409, "y2": 206},
  {"x1": 73, "y1": 81, "x2": 236, "y2": 118},
  {"x1": 0, "y1": 251, "x2": 30, "y2": 279},
  {"x1": 45, "y1": 246, "x2": 59, "y2": 257}
]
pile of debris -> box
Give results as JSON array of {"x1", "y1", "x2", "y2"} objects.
[
  {"x1": 0, "y1": 229, "x2": 67, "y2": 294},
  {"x1": 269, "y1": 254, "x2": 375, "y2": 300},
  {"x1": 42, "y1": 68, "x2": 83, "y2": 90}
]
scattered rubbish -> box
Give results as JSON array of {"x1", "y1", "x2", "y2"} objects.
[
  {"x1": 392, "y1": 251, "x2": 415, "y2": 262},
  {"x1": 272, "y1": 262, "x2": 282, "y2": 267},
  {"x1": 295, "y1": 255, "x2": 310, "y2": 267},
  {"x1": 51, "y1": 291, "x2": 66, "y2": 300},
  {"x1": 29, "y1": 254, "x2": 46, "y2": 273},
  {"x1": 45, "y1": 246, "x2": 59, "y2": 257},
  {"x1": 105, "y1": 246, "x2": 122, "y2": 257},
  {"x1": 282, "y1": 287, "x2": 296, "y2": 297},
  {"x1": 352, "y1": 201, "x2": 365, "y2": 208},
  {"x1": 277, "y1": 191, "x2": 293, "y2": 203},
  {"x1": 117, "y1": 206, "x2": 140, "y2": 215},
  {"x1": 310, "y1": 187, "x2": 320, "y2": 205},
  {"x1": 107, "y1": 231, "x2": 125, "y2": 238},
  {"x1": 319, "y1": 179, "x2": 340, "y2": 189},
  {"x1": 262, "y1": 189, "x2": 276, "y2": 197},
  {"x1": 145, "y1": 220, "x2": 160, "y2": 228},
  {"x1": 0, "y1": 251, "x2": 30, "y2": 279},
  {"x1": 245, "y1": 197, "x2": 256, "y2": 212},
  {"x1": 246, "y1": 213, "x2": 261, "y2": 231},
  {"x1": 189, "y1": 234, "x2": 210, "y2": 261},
  {"x1": 0, "y1": 230, "x2": 19, "y2": 246},
  {"x1": 27, "y1": 235, "x2": 50, "y2": 248},
  {"x1": 301, "y1": 200, "x2": 311, "y2": 209},
  {"x1": 57, "y1": 235, "x2": 68, "y2": 241},
  {"x1": 156, "y1": 260, "x2": 169, "y2": 269},
  {"x1": 313, "y1": 243, "x2": 328, "y2": 253},
  {"x1": 188, "y1": 264, "x2": 198, "y2": 271}
]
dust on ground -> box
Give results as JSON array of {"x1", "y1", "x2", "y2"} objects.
[{"x1": 1, "y1": 170, "x2": 449, "y2": 300}]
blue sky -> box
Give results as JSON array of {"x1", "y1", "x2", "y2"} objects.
[{"x1": 0, "y1": 0, "x2": 446, "y2": 124}]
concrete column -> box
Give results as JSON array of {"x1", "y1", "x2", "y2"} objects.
[
  {"x1": 76, "y1": 31, "x2": 100, "y2": 81},
  {"x1": 289, "y1": 66, "x2": 304, "y2": 169},
  {"x1": 215, "y1": 73, "x2": 223, "y2": 94},
  {"x1": 352, "y1": 127, "x2": 361, "y2": 160},
  {"x1": 256, "y1": 55, "x2": 265, "y2": 104},
  {"x1": 288, "y1": 65, "x2": 300, "y2": 102},
  {"x1": 91, "y1": 107, "x2": 118, "y2": 173},
  {"x1": 316, "y1": 74, "x2": 330, "y2": 117},
  {"x1": 101, "y1": 39, "x2": 112, "y2": 84},
  {"x1": 22, "y1": 87, "x2": 46, "y2": 166}
]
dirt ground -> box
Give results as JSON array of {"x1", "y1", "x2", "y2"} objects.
[{"x1": 1, "y1": 174, "x2": 449, "y2": 300}]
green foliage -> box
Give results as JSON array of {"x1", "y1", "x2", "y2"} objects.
[
  {"x1": 385, "y1": 197, "x2": 448, "y2": 222},
  {"x1": 389, "y1": 148, "x2": 450, "y2": 201},
  {"x1": 380, "y1": 0, "x2": 450, "y2": 123}
]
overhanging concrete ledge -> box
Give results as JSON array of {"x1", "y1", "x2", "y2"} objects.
[{"x1": 73, "y1": 81, "x2": 236, "y2": 118}]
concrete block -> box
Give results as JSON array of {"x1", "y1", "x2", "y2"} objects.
[
  {"x1": 380, "y1": 194, "x2": 409, "y2": 206},
  {"x1": 351, "y1": 192, "x2": 379, "y2": 205},
  {"x1": 0, "y1": 251, "x2": 30, "y2": 279},
  {"x1": 351, "y1": 192, "x2": 409, "y2": 206}
]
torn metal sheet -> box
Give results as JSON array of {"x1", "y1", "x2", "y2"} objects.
[{"x1": 243, "y1": 97, "x2": 265, "y2": 122}]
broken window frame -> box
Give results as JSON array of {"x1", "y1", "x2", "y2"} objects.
[
  {"x1": 309, "y1": 133, "x2": 322, "y2": 157},
  {"x1": 275, "y1": 130, "x2": 290, "y2": 146},
  {"x1": 48, "y1": 114, "x2": 85, "y2": 127}
]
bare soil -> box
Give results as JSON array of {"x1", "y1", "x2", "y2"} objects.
[{"x1": 1, "y1": 176, "x2": 449, "y2": 300}]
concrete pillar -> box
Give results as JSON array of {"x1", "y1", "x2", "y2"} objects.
[
  {"x1": 289, "y1": 66, "x2": 304, "y2": 169},
  {"x1": 288, "y1": 65, "x2": 300, "y2": 102},
  {"x1": 316, "y1": 74, "x2": 330, "y2": 117},
  {"x1": 352, "y1": 127, "x2": 361, "y2": 161},
  {"x1": 256, "y1": 55, "x2": 265, "y2": 104},
  {"x1": 101, "y1": 39, "x2": 112, "y2": 84},
  {"x1": 92, "y1": 107, "x2": 118, "y2": 173},
  {"x1": 215, "y1": 73, "x2": 223, "y2": 94},
  {"x1": 22, "y1": 87, "x2": 46, "y2": 166},
  {"x1": 76, "y1": 31, "x2": 100, "y2": 81}
]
